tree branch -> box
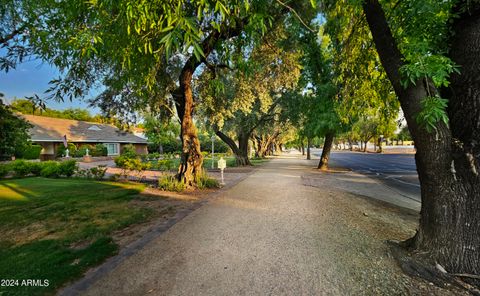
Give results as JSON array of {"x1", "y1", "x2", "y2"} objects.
[
  {"x1": 275, "y1": 0, "x2": 315, "y2": 32},
  {"x1": 0, "y1": 25, "x2": 26, "y2": 46}
]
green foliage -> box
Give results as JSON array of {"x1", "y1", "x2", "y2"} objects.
[
  {"x1": 395, "y1": 126, "x2": 412, "y2": 142},
  {"x1": 92, "y1": 144, "x2": 108, "y2": 157},
  {"x1": 56, "y1": 143, "x2": 77, "y2": 158},
  {"x1": 144, "y1": 116, "x2": 181, "y2": 153},
  {"x1": 158, "y1": 175, "x2": 186, "y2": 192},
  {"x1": 154, "y1": 159, "x2": 175, "y2": 171},
  {"x1": 0, "y1": 100, "x2": 32, "y2": 160},
  {"x1": 195, "y1": 170, "x2": 219, "y2": 189},
  {"x1": 114, "y1": 155, "x2": 128, "y2": 168},
  {"x1": 122, "y1": 158, "x2": 150, "y2": 171},
  {"x1": 199, "y1": 134, "x2": 229, "y2": 153},
  {"x1": 40, "y1": 161, "x2": 61, "y2": 178},
  {"x1": 74, "y1": 144, "x2": 94, "y2": 157},
  {"x1": 0, "y1": 163, "x2": 10, "y2": 178},
  {"x1": 54, "y1": 142, "x2": 107, "y2": 158},
  {"x1": 77, "y1": 166, "x2": 107, "y2": 180},
  {"x1": 4, "y1": 160, "x2": 78, "y2": 179},
  {"x1": 121, "y1": 144, "x2": 137, "y2": 158},
  {"x1": 416, "y1": 96, "x2": 449, "y2": 132},
  {"x1": 11, "y1": 160, "x2": 33, "y2": 178},
  {"x1": 20, "y1": 144, "x2": 42, "y2": 160},
  {"x1": 58, "y1": 160, "x2": 78, "y2": 177},
  {"x1": 10, "y1": 99, "x2": 107, "y2": 122},
  {"x1": 399, "y1": 54, "x2": 460, "y2": 89}
]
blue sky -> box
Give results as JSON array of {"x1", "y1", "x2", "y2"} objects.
[{"x1": 0, "y1": 59, "x2": 100, "y2": 113}]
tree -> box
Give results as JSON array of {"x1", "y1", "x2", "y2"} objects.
[
  {"x1": 143, "y1": 114, "x2": 180, "y2": 154},
  {"x1": 395, "y1": 126, "x2": 412, "y2": 144},
  {"x1": 0, "y1": 98, "x2": 31, "y2": 160},
  {"x1": 197, "y1": 24, "x2": 302, "y2": 165},
  {"x1": 1, "y1": 1, "x2": 308, "y2": 186},
  {"x1": 285, "y1": 26, "x2": 343, "y2": 169},
  {"x1": 325, "y1": 0, "x2": 480, "y2": 281}
]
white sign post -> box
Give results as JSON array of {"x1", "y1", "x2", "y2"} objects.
[{"x1": 218, "y1": 157, "x2": 226, "y2": 185}]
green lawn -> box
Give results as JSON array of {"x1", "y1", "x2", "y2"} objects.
[{"x1": 0, "y1": 178, "x2": 149, "y2": 296}]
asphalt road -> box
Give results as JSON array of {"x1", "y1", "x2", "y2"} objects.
[{"x1": 314, "y1": 150, "x2": 421, "y2": 203}]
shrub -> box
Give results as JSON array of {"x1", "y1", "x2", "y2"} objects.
[
  {"x1": 0, "y1": 163, "x2": 11, "y2": 178},
  {"x1": 121, "y1": 144, "x2": 137, "y2": 158},
  {"x1": 11, "y1": 160, "x2": 32, "y2": 177},
  {"x1": 195, "y1": 170, "x2": 219, "y2": 189},
  {"x1": 21, "y1": 144, "x2": 42, "y2": 160},
  {"x1": 114, "y1": 155, "x2": 128, "y2": 168},
  {"x1": 56, "y1": 143, "x2": 77, "y2": 157},
  {"x1": 91, "y1": 144, "x2": 108, "y2": 157},
  {"x1": 158, "y1": 175, "x2": 185, "y2": 192},
  {"x1": 76, "y1": 166, "x2": 107, "y2": 180},
  {"x1": 162, "y1": 139, "x2": 182, "y2": 154},
  {"x1": 28, "y1": 162, "x2": 43, "y2": 176},
  {"x1": 58, "y1": 160, "x2": 77, "y2": 177},
  {"x1": 156, "y1": 159, "x2": 174, "y2": 171},
  {"x1": 148, "y1": 152, "x2": 160, "y2": 160},
  {"x1": 74, "y1": 144, "x2": 95, "y2": 157},
  {"x1": 40, "y1": 161, "x2": 60, "y2": 178}
]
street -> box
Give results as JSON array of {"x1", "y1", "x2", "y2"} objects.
[{"x1": 314, "y1": 150, "x2": 421, "y2": 203}]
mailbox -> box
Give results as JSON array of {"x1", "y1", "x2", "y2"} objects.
[
  {"x1": 217, "y1": 157, "x2": 226, "y2": 185},
  {"x1": 218, "y1": 157, "x2": 226, "y2": 170}
]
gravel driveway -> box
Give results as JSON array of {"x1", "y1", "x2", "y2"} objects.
[{"x1": 62, "y1": 156, "x2": 465, "y2": 295}]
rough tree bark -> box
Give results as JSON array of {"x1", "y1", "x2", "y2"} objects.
[
  {"x1": 363, "y1": 0, "x2": 480, "y2": 280},
  {"x1": 216, "y1": 130, "x2": 252, "y2": 166},
  {"x1": 318, "y1": 132, "x2": 334, "y2": 170},
  {"x1": 175, "y1": 63, "x2": 203, "y2": 186}
]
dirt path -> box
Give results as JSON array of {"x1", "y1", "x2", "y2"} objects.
[{"x1": 62, "y1": 156, "x2": 464, "y2": 295}]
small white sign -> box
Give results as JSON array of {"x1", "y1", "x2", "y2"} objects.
[{"x1": 218, "y1": 157, "x2": 226, "y2": 169}]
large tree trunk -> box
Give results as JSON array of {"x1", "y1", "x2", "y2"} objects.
[
  {"x1": 318, "y1": 132, "x2": 334, "y2": 170},
  {"x1": 175, "y1": 66, "x2": 203, "y2": 186},
  {"x1": 173, "y1": 23, "x2": 246, "y2": 186},
  {"x1": 306, "y1": 137, "x2": 311, "y2": 160},
  {"x1": 363, "y1": 0, "x2": 480, "y2": 279},
  {"x1": 216, "y1": 130, "x2": 251, "y2": 166}
]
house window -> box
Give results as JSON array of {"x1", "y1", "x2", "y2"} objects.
[{"x1": 104, "y1": 143, "x2": 119, "y2": 156}]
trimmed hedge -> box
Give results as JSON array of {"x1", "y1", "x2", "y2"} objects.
[
  {"x1": 0, "y1": 160, "x2": 77, "y2": 179},
  {"x1": 21, "y1": 145, "x2": 43, "y2": 160}
]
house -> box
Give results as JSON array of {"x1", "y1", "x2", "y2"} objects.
[{"x1": 21, "y1": 114, "x2": 148, "y2": 160}]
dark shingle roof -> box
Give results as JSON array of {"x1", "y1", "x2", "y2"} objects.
[{"x1": 21, "y1": 114, "x2": 147, "y2": 144}]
